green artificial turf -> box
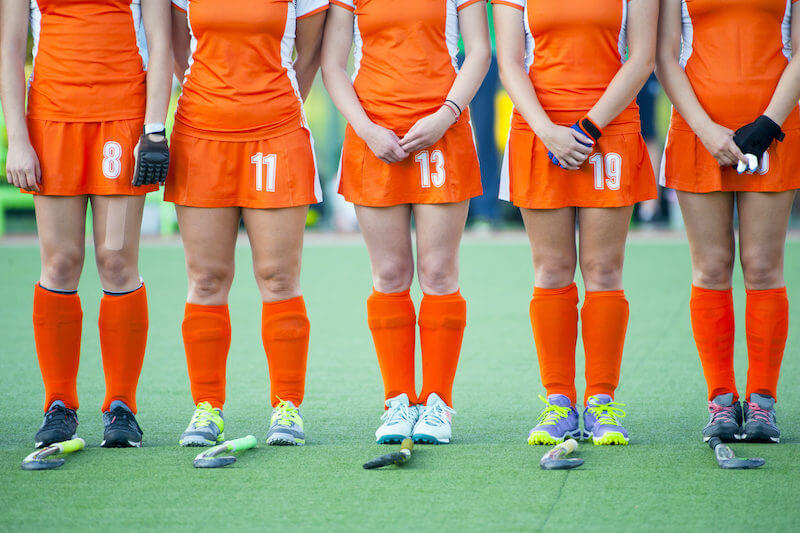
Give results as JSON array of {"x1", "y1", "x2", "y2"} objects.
[{"x1": 1, "y1": 238, "x2": 798, "y2": 531}]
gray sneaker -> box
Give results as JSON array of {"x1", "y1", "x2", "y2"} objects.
[
  {"x1": 742, "y1": 393, "x2": 780, "y2": 443},
  {"x1": 702, "y1": 393, "x2": 742, "y2": 442},
  {"x1": 179, "y1": 402, "x2": 225, "y2": 447},
  {"x1": 267, "y1": 400, "x2": 305, "y2": 446}
]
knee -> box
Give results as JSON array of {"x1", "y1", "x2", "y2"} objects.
[
  {"x1": 42, "y1": 249, "x2": 84, "y2": 289},
  {"x1": 96, "y1": 251, "x2": 139, "y2": 290},
  {"x1": 253, "y1": 264, "x2": 300, "y2": 300},
  {"x1": 534, "y1": 260, "x2": 575, "y2": 289},
  {"x1": 693, "y1": 251, "x2": 734, "y2": 289},
  {"x1": 580, "y1": 258, "x2": 623, "y2": 291},
  {"x1": 741, "y1": 252, "x2": 783, "y2": 290},
  {"x1": 418, "y1": 259, "x2": 458, "y2": 295},
  {"x1": 188, "y1": 264, "x2": 234, "y2": 301},
  {"x1": 372, "y1": 260, "x2": 414, "y2": 293}
]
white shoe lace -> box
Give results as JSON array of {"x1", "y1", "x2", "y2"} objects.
[
  {"x1": 418, "y1": 403, "x2": 456, "y2": 426},
  {"x1": 380, "y1": 402, "x2": 417, "y2": 426}
]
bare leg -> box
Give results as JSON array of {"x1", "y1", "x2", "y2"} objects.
[
  {"x1": 90, "y1": 195, "x2": 146, "y2": 292},
  {"x1": 355, "y1": 204, "x2": 414, "y2": 293},
  {"x1": 35, "y1": 195, "x2": 88, "y2": 290}
]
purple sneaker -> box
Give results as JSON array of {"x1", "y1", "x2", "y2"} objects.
[
  {"x1": 527, "y1": 394, "x2": 581, "y2": 445},
  {"x1": 583, "y1": 394, "x2": 629, "y2": 445}
]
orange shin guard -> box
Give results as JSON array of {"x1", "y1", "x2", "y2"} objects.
[
  {"x1": 690, "y1": 285, "x2": 737, "y2": 401},
  {"x1": 418, "y1": 291, "x2": 466, "y2": 407},
  {"x1": 530, "y1": 284, "x2": 578, "y2": 404},
  {"x1": 99, "y1": 285, "x2": 148, "y2": 413},
  {"x1": 367, "y1": 289, "x2": 417, "y2": 404},
  {"x1": 582, "y1": 290, "x2": 629, "y2": 404},
  {"x1": 182, "y1": 303, "x2": 231, "y2": 409},
  {"x1": 33, "y1": 284, "x2": 82, "y2": 411},
  {"x1": 262, "y1": 296, "x2": 310, "y2": 407},
  {"x1": 745, "y1": 287, "x2": 788, "y2": 401}
]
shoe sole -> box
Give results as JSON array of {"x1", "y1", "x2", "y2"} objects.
[
  {"x1": 412, "y1": 433, "x2": 449, "y2": 444},
  {"x1": 376, "y1": 434, "x2": 408, "y2": 445},
  {"x1": 267, "y1": 433, "x2": 305, "y2": 446},
  {"x1": 35, "y1": 433, "x2": 78, "y2": 449},
  {"x1": 180, "y1": 435, "x2": 221, "y2": 447},
  {"x1": 101, "y1": 439, "x2": 142, "y2": 448},
  {"x1": 527, "y1": 429, "x2": 581, "y2": 446},
  {"x1": 586, "y1": 431, "x2": 629, "y2": 446}
]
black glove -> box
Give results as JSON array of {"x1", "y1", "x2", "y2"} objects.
[
  {"x1": 732, "y1": 115, "x2": 784, "y2": 172},
  {"x1": 133, "y1": 129, "x2": 169, "y2": 186}
]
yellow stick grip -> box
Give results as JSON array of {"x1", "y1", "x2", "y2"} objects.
[
  {"x1": 400, "y1": 438, "x2": 414, "y2": 454},
  {"x1": 55, "y1": 438, "x2": 86, "y2": 454}
]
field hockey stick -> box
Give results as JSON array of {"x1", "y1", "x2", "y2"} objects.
[
  {"x1": 363, "y1": 438, "x2": 414, "y2": 470},
  {"x1": 540, "y1": 438, "x2": 583, "y2": 470},
  {"x1": 105, "y1": 196, "x2": 128, "y2": 251},
  {"x1": 193, "y1": 435, "x2": 258, "y2": 469},
  {"x1": 707, "y1": 437, "x2": 764, "y2": 469},
  {"x1": 21, "y1": 438, "x2": 85, "y2": 471}
]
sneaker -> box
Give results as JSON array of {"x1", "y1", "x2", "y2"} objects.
[
  {"x1": 180, "y1": 402, "x2": 225, "y2": 447},
  {"x1": 583, "y1": 394, "x2": 629, "y2": 445},
  {"x1": 741, "y1": 393, "x2": 780, "y2": 443},
  {"x1": 101, "y1": 400, "x2": 143, "y2": 448},
  {"x1": 702, "y1": 392, "x2": 743, "y2": 442},
  {"x1": 267, "y1": 399, "x2": 305, "y2": 446},
  {"x1": 412, "y1": 393, "x2": 455, "y2": 444},
  {"x1": 527, "y1": 394, "x2": 581, "y2": 445},
  {"x1": 35, "y1": 400, "x2": 79, "y2": 448},
  {"x1": 375, "y1": 393, "x2": 418, "y2": 444}
]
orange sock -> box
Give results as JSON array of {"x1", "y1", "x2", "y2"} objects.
[
  {"x1": 183, "y1": 303, "x2": 231, "y2": 409},
  {"x1": 690, "y1": 285, "x2": 737, "y2": 401},
  {"x1": 529, "y1": 284, "x2": 579, "y2": 404},
  {"x1": 99, "y1": 285, "x2": 148, "y2": 413},
  {"x1": 582, "y1": 290, "x2": 629, "y2": 404},
  {"x1": 262, "y1": 296, "x2": 310, "y2": 407},
  {"x1": 367, "y1": 289, "x2": 417, "y2": 404},
  {"x1": 418, "y1": 290, "x2": 466, "y2": 407},
  {"x1": 33, "y1": 283, "x2": 82, "y2": 411},
  {"x1": 745, "y1": 287, "x2": 788, "y2": 401}
]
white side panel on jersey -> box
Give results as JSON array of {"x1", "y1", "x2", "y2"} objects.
[
  {"x1": 498, "y1": 129, "x2": 512, "y2": 202},
  {"x1": 658, "y1": 123, "x2": 670, "y2": 187},
  {"x1": 679, "y1": 0, "x2": 694, "y2": 68},
  {"x1": 352, "y1": 15, "x2": 364, "y2": 82},
  {"x1": 523, "y1": 5, "x2": 535, "y2": 72},
  {"x1": 183, "y1": 2, "x2": 198, "y2": 83},
  {"x1": 29, "y1": 0, "x2": 42, "y2": 85},
  {"x1": 617, "y1": 0, "x2": 628, "y2": 63},
  {"x1": 782, "y1": 0, "x2": 793, "y2": 61},
  {"x1": 130, "y1": 0, "x2": 149, "y2": 70},
  {"x1": 445, "y1": 0, "x2": 460, "y2": 72}
]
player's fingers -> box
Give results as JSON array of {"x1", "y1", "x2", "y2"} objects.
[
  {"x1": 34, "y1": 158, "x2": 42, "y2": 182},
  {"x1": 570, "y1": 129, "x2": 594, "y2": 147},
  {"x1": 25, "y1": 169, "x2": 40, "y2": 192}
]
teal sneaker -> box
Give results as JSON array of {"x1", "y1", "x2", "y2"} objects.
[
  {"x1": 180, "y1": 402, "x2": 225, "y2": 447},
  {"x1": 583, "y1": 394, "x2": 629, "y2": 445},
  {"x1": 528, "y1": 394, "x2": 581, "y2": 445},
  {"x1": 267, "y1": 399, "x2": 305, "y2": 446}
]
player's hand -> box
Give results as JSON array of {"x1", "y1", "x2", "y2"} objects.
[
  {"x1": 5, "y1": 139, "x2": 41, "y2": 192},
  {"x1": 732, "y1": 115, "x2": 784, "y2": 174},
  {"x1": 133, "y1": 131, "x2": 170, "y2": 186},
  {"x1": 361, "y1": 123, "x2": 409, "y2": 164},
  {"x1": 398, "y1": 108, "x2": 455, "y2": 153},
  {"x1": 541, "y1": 123, "x2": 593, "y2": 170},
  {"x1": 697, "y1": 122, "x2": 748, "y2": 168}
]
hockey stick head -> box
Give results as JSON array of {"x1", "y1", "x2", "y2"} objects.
[
  {"x1": 363, "y1": 438, "x2": 414, "y2": 470},
  {"x1": 707, "y1": 437, "x2": 765, "y2": 470},
  {"x1": 540, "y1": 439, "x2": 584, "y2": 470},
  {"x1": 193, "y1": 456, "x2": 237, "y2": 469},
  {"x1": 21, "y1": 438, "x2": 85, "y2": 471}
]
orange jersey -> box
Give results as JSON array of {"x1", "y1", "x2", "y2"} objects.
[
  {"x1": 27, "y1": 0, "x2": 147, "y2": 122},
  {"x1": 669, "y1": 0, "x2": 800, "y2": 132},
  {"x1": 494, "y1": 0, "x2": 640, "y2": 130},
  {"x1": 330, "y1": 0, "x2": 482, "y2": 135},
  {"x1": 171, "y1": 0, "x2": 329, "y2": 140}
]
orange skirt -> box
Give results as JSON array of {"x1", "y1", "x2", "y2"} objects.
[
  {"x1": 165, "y1": 127, "x2": 321, "y2": 208},
  {"x1": 26, "y1": 118, "x2": 156, "y2": 196},
  {"x1": 661, "y1": 126, "x2": 800, "y2": 193},
  {"x1": 501, "y1": 125, "x2": 657, "y2": 209},
  {"x1": 338, "y1": 121, "x2": 482, "y2": 206}
]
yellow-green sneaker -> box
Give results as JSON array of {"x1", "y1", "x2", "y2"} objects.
[
  {"x1": 179, "y1": 402, "x2": 225, "y2": 447},
  {"x1": 267, "y1": 399, "x2": 305, "y2": 446}
]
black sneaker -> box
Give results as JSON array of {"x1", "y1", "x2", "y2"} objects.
[
  {"x1": 702, "y1": 393, "x2": 742, "y2": 442},
  {"x1": 742, "y1": 393, "x2": 780, "y2": 443},
  {"x1": 101, "y1": 402, "x2": 143, "y2": 448},
  {"x1": 35, "y1": 401, "x2": 79, "y2": 448}
]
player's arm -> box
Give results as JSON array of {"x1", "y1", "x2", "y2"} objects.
[
  {"x1": 320, "y1": 3, "x2": 408, "y2": 163},
  {"x1": 171, "y1": 3, "x2": 191, "y2": 82},
  {"x1": 294, "y1": 7, "x2": 328, "y2": 102},
  {"x1": 398, "y1": 1, "x2": 491, "y2": 153},
  {"x1": 655, "y1": 0, "x2": 746, "y2": 167},
  {"x1": 494, "y1": 2, "x2": 591, "y2": 170},
  {"x1": 0, "y1": 0, "x2": 40, "y2": 192}
]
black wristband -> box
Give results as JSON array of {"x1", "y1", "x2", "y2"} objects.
[{"x1": 579, "y1": 117, "x2": 602, "y2": 140}]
